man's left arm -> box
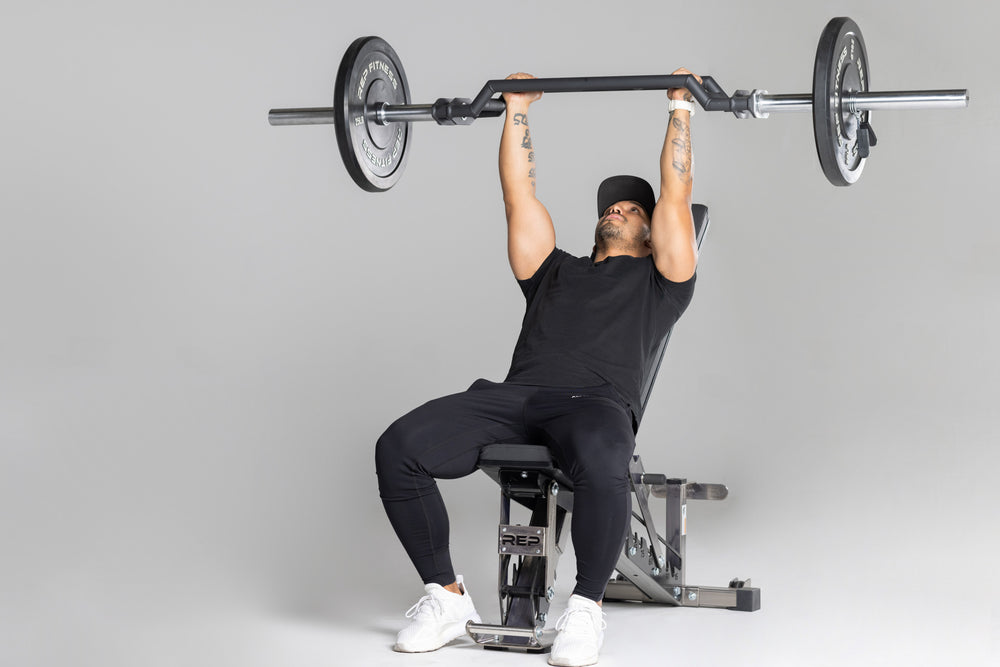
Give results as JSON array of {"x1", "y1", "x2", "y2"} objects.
[{"x1": 650, "y1": 68, "x2": 700, "y2": 283}]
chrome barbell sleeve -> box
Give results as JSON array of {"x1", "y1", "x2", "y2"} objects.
[{"x1": 748, "y1": 89, "x2": 969, "y2": 117}]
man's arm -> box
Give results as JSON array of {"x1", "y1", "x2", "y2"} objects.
[
  {"x1": 650, "y1": 68, "x2": 700, "y2": 282},
  {"x1": 499, "y1": 73, "x2": 555, "y2": 281}
]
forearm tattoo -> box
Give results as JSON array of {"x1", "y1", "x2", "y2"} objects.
[
  {"x1": 518, "y1": 119, "x2": 535, "y2": 186},
  {"x1": 508, "y1": 110, "x2": 537, "y2": 187},
  {"x1": 670, "y1": 116, "x2": 692, "y2": 184}
]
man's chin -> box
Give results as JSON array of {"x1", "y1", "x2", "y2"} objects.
[{"x1": 596, "y1": 223, "x2": 621, "y2": 240}]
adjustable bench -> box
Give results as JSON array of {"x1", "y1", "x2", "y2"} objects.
[{"x1": 466, "y1": 205, "x2": 761, "y2": 652}]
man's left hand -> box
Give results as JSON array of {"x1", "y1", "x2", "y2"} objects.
[{"x1": 667, "y1": 68, "x2": 702, "y2": 103}]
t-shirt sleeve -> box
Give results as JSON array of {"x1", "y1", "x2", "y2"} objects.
[
  {"x1": 652, "y1": 261, "x2": 697, "y2": 316},
  {"x1": 516, "y1": 248, "x2": 570, "y2": 302}
]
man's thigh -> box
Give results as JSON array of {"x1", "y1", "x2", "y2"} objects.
[
  {"x1": 378, "y1": 379, "x2": 534, "y2": 481},
  {"x1": 522, "y1": 385, "x2": 636, "y2": 480}
]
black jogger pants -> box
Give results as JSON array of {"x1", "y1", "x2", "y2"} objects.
[{"x1": 375, "y1": 379, "x2": 636, "y2": 602}]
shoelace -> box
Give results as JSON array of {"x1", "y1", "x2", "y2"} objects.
[
  {"x1": 405, "y1": 594, "x2": 443, "y2": 620},
  {"x1": 554, "y1": 606, "x2": 607, "y2": 635}
]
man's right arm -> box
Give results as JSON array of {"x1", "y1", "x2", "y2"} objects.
[{"x1": 499, "y1": 73, "x2": 555, "y2": 281}]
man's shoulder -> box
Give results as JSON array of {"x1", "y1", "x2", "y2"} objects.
[
  {"x1": 551, "y1": 247, "x2": 577, "y2": 262},
  {"x1": 536, "y1": 247, "x2": 577, "y2": 273}
]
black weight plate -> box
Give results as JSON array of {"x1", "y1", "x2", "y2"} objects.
[
  {"x1": 333, "y1": 36, "x2": 411, "y2": 192},
  {"x1": 813, "y1": 17, "x2": 870, "y2": 186}
]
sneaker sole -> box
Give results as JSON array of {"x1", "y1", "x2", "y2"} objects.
[
  {"x1": 393, "y1": 613, "x2": 482, "y2": 653},
  {"x1": 548, "y1": 654, "x2": 599, "y2": 667}
]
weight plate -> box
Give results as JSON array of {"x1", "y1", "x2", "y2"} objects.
[
  {"x1": 813, "y1": 17, "x2": 870, "y2": 186},
  {"x1": 334, "y1": 36, "x2": 411, "y2": 192}
]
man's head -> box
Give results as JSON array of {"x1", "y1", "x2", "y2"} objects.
[{"x1": 594, "y1": 175, "x2": 656, "y2": 258}]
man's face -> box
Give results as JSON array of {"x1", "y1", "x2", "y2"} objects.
[{"x1": 596, "y1": 200, "x2": 651, "y2": 251}]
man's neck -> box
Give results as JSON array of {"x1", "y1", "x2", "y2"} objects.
[{"x1": 593, "y1": 247, "x2": 650, "y2": 263}]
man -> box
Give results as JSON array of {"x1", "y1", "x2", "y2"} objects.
[{"x1": 375, "y1": 68, "x2": 701, "y2": 667}]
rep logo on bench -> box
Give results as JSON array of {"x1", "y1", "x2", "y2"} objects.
[
  {"x1": 501, "y1": 534, "x2": 541, "y2": 547},
  {"x1": 498, "y1": 525, "x2": 548, "y2": 555}
]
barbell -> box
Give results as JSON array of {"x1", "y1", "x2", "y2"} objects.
[{"x1": 268, "y1": 17, "x2": 968, "y2": 190}]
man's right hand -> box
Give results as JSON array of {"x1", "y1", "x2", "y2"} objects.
[{"x1": 502, "y1": 73, "x2": 543, "y2": 107}]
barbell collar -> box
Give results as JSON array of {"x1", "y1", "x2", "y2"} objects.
[{"x1": 429, "y1": 98, "x2": 505, "y2": 125}]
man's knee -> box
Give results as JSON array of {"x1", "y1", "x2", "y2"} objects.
[
  {"x1": 375, "y1": 419, "x2": 424, "y2": 496},
  {"x1": 570, "y1": 457, "x2": 632, "y2": 493},
  {"x1": 559, "y1": 431, "x2": 633, "y2": 492},
  {"x1": 575, "y1": 464, "x2": 631, "y2": 495}
]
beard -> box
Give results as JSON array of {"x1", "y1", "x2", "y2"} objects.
[
  {"x1": 596, "y1": 219, "x2": 623, "y2": 243},
  {"x1": 595, "y1": 219, "x2": 649, "y2": 254}
]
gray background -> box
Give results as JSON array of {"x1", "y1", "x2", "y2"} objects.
[{"x1": 2, "y1": 1, "x2": 997, "y2": 665}]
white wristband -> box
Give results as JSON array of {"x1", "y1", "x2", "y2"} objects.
[{"x1": 667, "y1": 99, "x2": 696, "y2": 116}]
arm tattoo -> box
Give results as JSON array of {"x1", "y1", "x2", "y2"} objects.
[
  {"x1": 670, "y1": 116, "x2": 692, "y2": 183},
  {"x1": 521, "y1": 129, "x2": 533, "y2": 149},
  {"x1": 528, "y1": 151, "x2": 535, "y2": 163},
  {"x1": 513, "y1": 113, "x2": 528, "y2": 126}
]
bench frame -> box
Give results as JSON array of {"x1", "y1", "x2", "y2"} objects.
[{"x1": 467, "y1": 447, "x2": 760, "y2": 652}]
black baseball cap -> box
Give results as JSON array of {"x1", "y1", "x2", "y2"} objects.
[{"x1": 597, "y1": 175, "x2": 656, "y2": 219}]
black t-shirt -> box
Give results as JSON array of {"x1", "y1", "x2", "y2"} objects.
[{"x1": 504, "y1": 247, "x2": 696, "y2": 422}]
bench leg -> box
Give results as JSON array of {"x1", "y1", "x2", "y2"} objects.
[
  {"x1": 605, "y1": 455, "x2": 761, "y2": 611},
  {"x1": 467, "y1": 472, "x2": 569, "y2": 651}
]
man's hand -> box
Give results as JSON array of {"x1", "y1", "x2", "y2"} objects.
[
  {"x1": 667, "y1": 67, "x2": 701, "y2": 103},
  {"x1": 503, "y1": 73, "x2": 543, "y2": 107}
]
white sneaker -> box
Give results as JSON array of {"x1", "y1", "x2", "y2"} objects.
[
  {"x1": 393, "y1": 575, "x2": 481, "y2": 652},
  {"x1": 548, "y1": 594, "x2": 607, "y2": 666}
]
